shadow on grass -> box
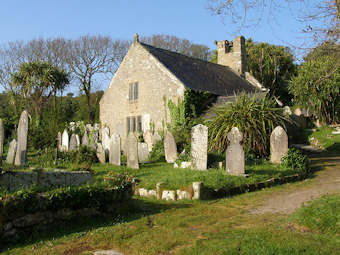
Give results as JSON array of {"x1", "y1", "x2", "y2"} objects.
[{"x1": 1, "y1": 198, "x2": 192, "y2": 252}]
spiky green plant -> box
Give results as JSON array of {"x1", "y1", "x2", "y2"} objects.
[{"x1": 207, "y1": 93, "x2": 290, "y2": 156}]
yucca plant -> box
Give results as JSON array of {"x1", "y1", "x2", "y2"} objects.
[{"x1": 206, "y1": 93, "x2": 290, "y2": 157}]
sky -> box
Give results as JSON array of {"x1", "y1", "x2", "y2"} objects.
[{"x1": 0, "y1": 0, "x2": 320, "y2": 91}]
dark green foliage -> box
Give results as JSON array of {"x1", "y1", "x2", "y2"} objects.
[
  {"x1": 1, "y1": 177, "x2": 134, "y2": 220},
  {"x1": 148, "y1": 140, "x2": 165, "y2": 162},
  {"x1": 207, "y1": 94, "x2": 290, "y2": 157},
  {"x1": 293, "y1": 193, "x2": 340, "y2": 234},
  {"x1": 281, "y1": 148, "x2": 310, "y2": 173},
  {"x1": 27, "y1": 149, "x2": 57, "y2": 168},
  {"x1": 207, "y1": 151, "x2": 224, "y2": 168},
  {"x1": 72, "y1": 146, "x2": 98, "y2": 171},
  {"x1": 167, "y1": 88, "x2": 215, "y2": 152}
]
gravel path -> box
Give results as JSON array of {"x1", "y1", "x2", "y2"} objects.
[{"x1": 250, "y1": 156, "x2": 340, "y2": 214}]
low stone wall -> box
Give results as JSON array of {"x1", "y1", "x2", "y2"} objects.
[
  {"x1": 0, "y1": 170, "x2": 93, "y2": 192},
  {"x1": 135, "y1": 173, "x2": 307, "y2": 201}
]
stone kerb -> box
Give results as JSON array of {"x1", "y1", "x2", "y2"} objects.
[
  {"x1": 15, "y1": 111, "x2": 29, "y2": 166},
  {"x1": 127, "y1": 133, "x2": 139, "y2": 169},
  {"x1": 109, "y1": 134, "x2": 121, "y2": 166},
  {"x1": 270, "y1": 126, "x2": 288, "y2": 164},
  {"x1": 225, "y1": 127, "x2": 245, "y2": 176},
  {"x1": 191, "y1": 124, "x2": 208, "y2": 170},
  {"x1": 164, "y1": 132, "x2": 178, "y2": 163}
]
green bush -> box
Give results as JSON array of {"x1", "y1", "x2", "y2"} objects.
[
  {"x1": 281, "y1": 148, "x2": 310, "y2": 173},
  {"x1": 148, "y1": 140, "x2": 165, "y2": 162},
  {"x1": 207, "y1": 93, "x2": 290, "y2": 157}
]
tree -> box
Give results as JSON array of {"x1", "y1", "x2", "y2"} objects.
[
  {"x1": 11, "y1": 62, "x2": 69, "y2": 123},
  {"x1": 207, "y1": 0, "x2": 339, "y2": 43},
  {"x1": 65, "y1": 35, "x2": 130, "y2": 123},
  {"x1": 289, "y1": 55, "x2": 340, "y2": 124},
  {"x1": 141, "y1": 34, "x2": 211, "y2": 61},
  {"x1": 245, "y1": 40, "x2": 296, "y2": 104}
]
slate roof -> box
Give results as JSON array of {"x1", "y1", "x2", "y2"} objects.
[{"x1": 140, "y1": 42, "x2": 258, "y2": 96}]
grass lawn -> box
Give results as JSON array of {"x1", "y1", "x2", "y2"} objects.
[
  {"x1": 92, "y1": 161, "x2": 296, "y2": 190},
  {"x1": 3, "y1": 189, "x2": 340, "y2": 254},
  {"x1": 306, "y1": 126, "x2": 340, "y2": 154}
]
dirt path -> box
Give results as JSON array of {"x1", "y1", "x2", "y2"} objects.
[{"x1": 250, "y1": 156, "x2": 340, "y2": 214}]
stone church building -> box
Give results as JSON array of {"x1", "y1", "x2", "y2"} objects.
[{"x1": 100, "y1": 34, "x2": 263, "y2": 146}]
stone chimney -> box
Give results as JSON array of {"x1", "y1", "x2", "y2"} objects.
[{"x1": 217, "y1": 36, "x2": 247, "y2": 76}]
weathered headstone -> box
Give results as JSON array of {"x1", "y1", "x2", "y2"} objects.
[
  {"x1": 109, "y1": 134, "x2": 121, "y2": 166},
  {"x1": 0, "y1": 118, "x2": 4, "y2": 163},
  {"x1": 75, "y1": 134, "x2": 80, "y2": 149},
  {"x1": 191, "y1": 124, "x2": 208, "y2": 170},
  {"x1": 6, "y1": 139, "x2": 17, "y2": 164},
  {"x1": 102, "y1": 127, "x2": 110, "y2": 162},
  {"x1": 15, "y1": 111, "x2": 29, "y2": 166},
  {"x1": 152, "y1": 132, "x2": 162, "y2": 145},
  {"x1": 96, "y1": 143, "x2": 106, "y2": 164},
  {"x1": 164, "y1": 132, "x2": 178, "y2": 163},
  {"x1": 61, "y1": 129, "x2": 69, "y2": 152},
  {"x1": 82, "y1": 130, "x2": 89, "y2": 146},
  {"x1": 90, "y1": 130, "x2": 99, "y2": 149},
  {"x1": 127, "y1": 133, "x2": 139, "y2": 169},
  {"x1": 69, "y1": 134, "x2": 78, "y2": 151},
  {"x1": 143, "y1": 129, "x2": 153, "y2": 152},
  {"x1": 57, "y1": 132, "x2": 62, "y2": 151},
  {"x1": 270, "y1": 126, "x2": 288, "y2": 164},
  {"x1": 225, "y1": 127, "x2": 245, "y2": 175},
  {"x1": 138, "y1": 142, "x2": 149, "y2": 163}
]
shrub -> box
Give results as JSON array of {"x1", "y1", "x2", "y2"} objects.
[
  {"x1": 281, "y1": 148, "x2": 310, "y2": 173},
  {"x1": 207, "y1": 93, "x2": 290, "y2": 157},
  {"x1": 103, "y1": 172, "x2": 136, "y2": 187},
  {"x1": 148, "y1": 140, "x2": 165, "y2": 162}
]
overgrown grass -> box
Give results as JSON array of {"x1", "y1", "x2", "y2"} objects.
[
  {"x1": 93, "y1": 161, "x2": 296, "y2": 190},
  {"x1": 291, "y1": 193, "x2": 340, "y2": 234}
]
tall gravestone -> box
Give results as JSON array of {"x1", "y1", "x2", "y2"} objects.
[
  {"x1": 0, "y1": 118, "x2": 4, "y2": 164},
  {"x1": 57, "y1": 132, "x2": 62, "y2": 151},
  {"x1": 191, "y1": 124, "x2": 208, "y2": 170},
  {"x1": 143, "y1": 129, "x2": 153, "y2": 152},
  {"x1": 82, "y1": 130, "x2": 89, "y2": 146},
  {"x1": 69, "y1": 134, "x2": 78, "y2": 151},
  {"x1": 15, "y1": 111, "x2": 29, "y2": 166},
  {"x1": 109, "y1": 133, "x2": 121, "y2": 166},
  {"x1": 138, "y1": 142, "x2": 149, "y2": 163},
  {"x1": 127, "y1": 133, "x2": 139, "y2": 169},
  {"x1": 96, "y1": 143, "x2": 106, "y2": 164},
  {"x1": 102, "y1": 127, "x2": 110, "y2": 162},
  {"x1": 164, "y1": 132, "x2": 178, "y2": 163},
  {"x1": 90, "y1": 130, "x2": 99, "y2": 149},
  {"x1": 75, "y1": 134, "x2": 80, "y2": 149},
  {"x1": 61, "y1": 129, "x2": 69, "y2": 152},
  {"x1": 6, "y1": 139, "x2": 17, "y2": 164},
  {"x1": 225, "y1": 127, "x2": 245, "y2": 175},
  {"x1": 270, "y1": 126, "x2": 288, "y2": 164}
]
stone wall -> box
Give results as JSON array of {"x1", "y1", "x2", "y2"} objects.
[
  {"x1": 99, "y1": 41, "x2": 185, "y2": 150},
  {"x1": 0, "y1": 170, "x2": 93, "y2": 192}
]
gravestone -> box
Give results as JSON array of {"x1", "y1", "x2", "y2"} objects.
[
  {"x1": 143, "y1": 129, "x2": 153, "y2": 152},
  {"x1": 164, "y1": 132, "x2": 178, "y2": 163},
  {"x1": 57, "y1": 132, "x2": 62, "y2": 151},
  {"x1": 0, "y1": 118, "x2": 4, "y2": 163},
  {"x1": 96, "y1": 143, "x2": 106, "y2": 164},
  {"x1": 15, "y1": 111, "x2": 29, "y2": 166},
  {"x1": 90, "y1": 130, "x2": 99, "y2": 149},
  {"x1": 69, "y1": 134, "x2": 78, "y2": 151},
  {"x1": 75, "y1": 134, "x2": 80, "y2": 148},
  {"x1": 270, "y1": 126, "x2": 288, "y2": 164},
  {"x1": 127, "y1": 133, "x2": 139, "y2": 169},
  {"x1": 152, "y1": 132, "x2": 162, "y2": 145},
  {"x1": 191, "y1": 124, "x2": 208, "y2": 170},
  {"x1": 82, "y1": 130, "x2": 89, "y2": 146},
  {"x1": 109, "y1": 134, "x2": 121, "y2": 166},
  {"x1": 61, "y1": 129, "x2": 69, "y2": 152},
  {"x1": 138, "y1": 142, "x2": 149, "y2": 163},
  {"x1": 6, "y1": 139, "x2": 17, "y2": 164},
  {"x1": 102, "y1": 127, "x2": 110, "y2": 162},
  {"x1": 225, "y1": 127, "x2": 245, "y2": 175}
]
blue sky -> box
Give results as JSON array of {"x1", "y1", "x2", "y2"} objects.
[{"x1": 0, "y1": 0, "x2": 311, "y2": 53}]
